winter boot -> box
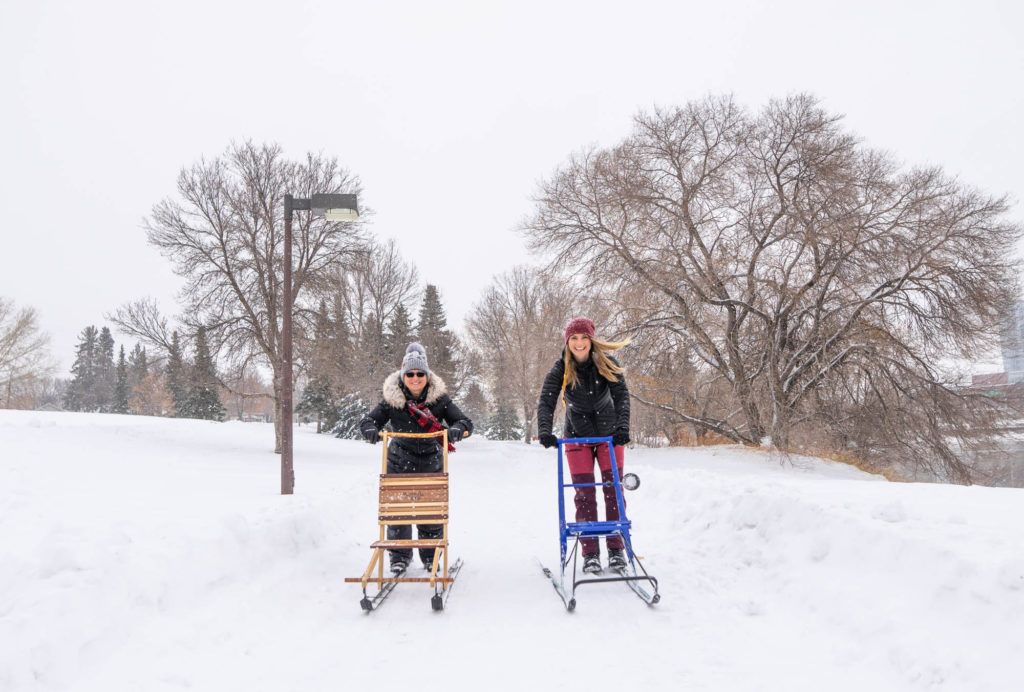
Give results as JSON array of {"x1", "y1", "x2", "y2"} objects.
[
  {"x1": 582, "y1": 553, "x2": 602, "y2": 574},
  {"x1": 389, "y1": 554, "x2": 410, "y2": 575},
  {"x1": 607, "y1": 548, "x2": 627, "y2": 570}
]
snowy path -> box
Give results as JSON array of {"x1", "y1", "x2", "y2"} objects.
[{"x1": 2, "y1": 410, "x2": 1022, "y2": 691}]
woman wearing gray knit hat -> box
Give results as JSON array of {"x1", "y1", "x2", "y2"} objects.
[
  {"x1": 358, "y1": 342, "x2": 473, "y2": 574},
  {"x1": 536, "y1": 318, "x2": 632, "y2": 575}
]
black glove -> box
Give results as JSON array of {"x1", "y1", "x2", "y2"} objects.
[
  {"x1": 362, "y1": 427, "x2": 380, "y2": 444},
  {"x1": 539, "y1": 433, "x2": 558, "y2": 449},
  {"x1": 447, "y1": 427, "x2": 464, "y2": 443},
  {"x1": 613, "y1": 431, "x2": 631, "y2": 446}
]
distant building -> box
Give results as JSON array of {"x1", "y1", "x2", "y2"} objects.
[
  {"x1": 971, "y1": 371, "x2": 1009, "y2": 390},
  {"x1": 1002, "y1": 301, "x2": 1024, "y2": 382}
]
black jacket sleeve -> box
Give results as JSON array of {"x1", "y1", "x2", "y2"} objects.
[
  {"x1": 608, "y1": 357, "x2": 630, "y2": 433},
  {"x1": 536, "y1": 358, "x2": 565, "y2": 437},
  {"x1": 440, "y1": 396, "x2": 474, "y2": 436},
  {"x1": 359, "y1": 401, "x2": 390, "y2": 437}
]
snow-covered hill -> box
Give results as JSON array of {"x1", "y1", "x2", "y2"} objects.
[{"x1": 2, "y1": 410, "x2": 1022, "y2": 691}]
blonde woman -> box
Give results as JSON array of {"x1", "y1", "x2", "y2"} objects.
[{"x1": 536, "y1": 318, "x2": 631, "y2": 574}]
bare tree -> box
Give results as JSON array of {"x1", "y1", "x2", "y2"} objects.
[
  {"x1": 0, "y1": 298, "x2": 54, "y2": 409},
  {"x1": 110, "y1": 298, "x2": 173, "y2": 353},
  {"x1": 318, "y1": 237, "x2": 420, "y2": 402},
  {"x1": 525, "y1": 94, "x2": 1023, "y2": 482},
  {"x1": 124, "y1": 141, "x2": 366, "y2": 451},
  {"x1": 466, "y1": 267, "x2": 581, "y2": 441},
  {"x1": 220, "y1": 360, "x2": 275, "y2": 421},
  {"x1": 33, "y1": 377, "x2": 68, "y2": 410}
]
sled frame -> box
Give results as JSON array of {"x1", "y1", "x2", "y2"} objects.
[
  {"x1": 344, "y1": 430, "x2": 455, "y2": 599},
  {"x1": 554, "y1": 436, "x2": 659, "y2": 604}
]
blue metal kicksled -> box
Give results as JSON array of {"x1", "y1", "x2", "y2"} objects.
[{"x1": 542, "y1": 436, "x2": 660, "y2": 610}]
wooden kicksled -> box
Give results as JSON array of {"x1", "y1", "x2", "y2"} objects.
[{"x1": 344, "y1": 430, "x2": 462, "y2": 612}]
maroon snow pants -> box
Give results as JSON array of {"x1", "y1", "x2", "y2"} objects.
[{"x1": 565, "y1": 442, "x2": 626, "y2": 555}]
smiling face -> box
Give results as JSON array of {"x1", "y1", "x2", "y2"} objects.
[
  {"x1": 404, "y1": 370, "x2": 427, "y2": 397},
  {"x1": 567, "y1": 333, "x2": 592, "y2": 362}
]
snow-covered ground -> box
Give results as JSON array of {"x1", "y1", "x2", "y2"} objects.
[{"x1": 2, "y1": 410, "x2": 1022, "y2": 692}]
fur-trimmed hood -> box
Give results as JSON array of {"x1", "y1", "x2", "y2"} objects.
[{"x1": 381, "y1": 369, "x2": 448, "y2": 408}]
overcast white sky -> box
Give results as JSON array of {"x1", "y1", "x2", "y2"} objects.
[{"x1": 2, "y1": 0, "x2": 1023, "y2": 372}]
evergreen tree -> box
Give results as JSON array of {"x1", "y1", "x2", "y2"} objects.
[
  {"x1": 360, "y1": 312, "x2": 389, "y2": 384},
  {"x1": 459, "y1": 381, "x2": 489, "y2": 429},
  {"x1": 128, "y1": 343, "x2": 149, "y2": 415},
  {"x1": 307, "y1": 300, "x2": 337, "y2": 384},
  {"x1": 329, "y1": 297, "x2": 354, "y2": 378},
  {"x1": 113, "y1": 345, "x2": 130, "y2": 414},
  {"x1": 384, "y1": 303, "x2": 415, "y2": 364},
  {"x1": 180, "y1": 327, "x2": 226, "y2": 421},
  {"x1": 165, "y1": 331, "x2": 187, "y2": 417},
  {"x1": 415, "y1": 284, "x2": 459, "y2": 393},
  {"x1": 96, "y1": 327, "x2": 116, "y2": 412},
  {"x1": 65, "y1": 326, "x2": 100, "y2": 411},
  {"x1": 296, "y1": 376, "x2": 338, "y2": 433},
  {"x1": 484, "y1": 405, "x2": 524, "y2": 441},
  {"x1": 297, "y1": 301, "x2": 342, "y2": 432},
  {"x1": 128, "y1": 343, "x2": 149, "y2": 387},
  {"x1": 331, "y1": 392, "x2": 367, "y2": 439}
]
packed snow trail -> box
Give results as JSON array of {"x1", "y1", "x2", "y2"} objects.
[{"x1": 2, "y1": 410, "x2": 1023, "y2": 691}]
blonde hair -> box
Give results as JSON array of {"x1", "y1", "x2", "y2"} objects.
[{"x1": 563, "y1": 335, "x2": 631, "y2": 388}]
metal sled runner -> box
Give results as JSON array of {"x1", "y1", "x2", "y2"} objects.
[
  {"x1": 344, "y1": 430, "x2": 462, "y2": 612},
  {"x1": 543, "y1": 436, "x2": 659, "y2": 610}
]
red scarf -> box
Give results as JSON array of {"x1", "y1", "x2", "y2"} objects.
[{"x1": 406, "y1": 401, "x2": 456, "y2": 452}]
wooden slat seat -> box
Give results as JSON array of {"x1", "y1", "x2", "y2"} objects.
[{"x1": 369, "y1": 539, "x2": 447, "y2": 549}]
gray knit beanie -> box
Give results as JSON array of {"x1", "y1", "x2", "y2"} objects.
[{"x1": 400, "y1": 342, "x2": 429, "y2": 377}]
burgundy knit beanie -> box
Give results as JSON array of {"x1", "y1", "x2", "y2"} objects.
[{"x1": 564, "y1": 317, "x2": 596, "y2": 342}]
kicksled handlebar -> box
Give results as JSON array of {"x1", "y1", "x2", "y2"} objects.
[{"x1": 553, "y1": 436, "x2": 639, "y2": 490}]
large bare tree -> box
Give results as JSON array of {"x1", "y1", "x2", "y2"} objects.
[
  {"x1": 466, "y1": 267, "x2": 581, "y2": 441},
  {"x1": 318, "y1": 237, "x2": 420, "y2": 402},
  {"x1": 525, "y1": 94, "x2": 1022, "y2": 482},
  {"x1": 0, "y1": 298, "x2": 54, "y2": 409},
  {"x1": 135, "y1": 141, "x2": 366, "y2": 450}
]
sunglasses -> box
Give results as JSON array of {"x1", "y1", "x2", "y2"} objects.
[{"x1": 404, "y1": 371, "x2": 427, "y2": 379}]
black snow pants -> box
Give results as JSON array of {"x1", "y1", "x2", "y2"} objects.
[{"x1": 386, "y1": 446, "x2": 444, "y2": 567}]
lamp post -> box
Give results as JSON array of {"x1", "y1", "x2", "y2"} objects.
[{"x1": 281, "y1": 193, "x2": 359, "y2": 494}]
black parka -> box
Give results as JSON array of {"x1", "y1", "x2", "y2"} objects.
[
  {"x1": 536, "y1": 352, "x2": 630, "y2": 439},
  {"x1": 359, "y1": 371, "x2": 473, "y2": 473}
]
